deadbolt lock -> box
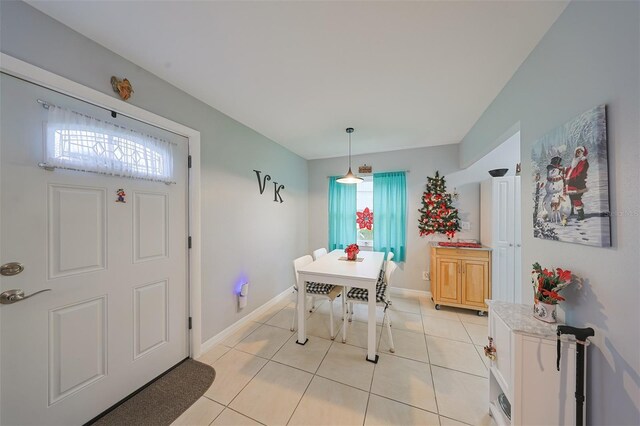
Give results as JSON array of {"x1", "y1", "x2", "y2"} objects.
[{"x1": 0, "y1": 262, "x2": 24, "y2": 276}]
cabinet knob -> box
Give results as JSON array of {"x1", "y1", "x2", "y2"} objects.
[{"x1": 484, "y1": 337, "x2": 496, "y2": 361}]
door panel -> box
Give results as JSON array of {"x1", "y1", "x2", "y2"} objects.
[
  {"x1": 133, "y1": 191, "x2": 169, "y2": 262},
  {"x1": 0, "y1": 73, "x2": 189, "y2": 425},
  {"x1": 461, "y1": 260, "x2": 488, "y2": 307},
  {"x1": 49, "y1": 296, "x2": 107, "y2": 405},
  {"x1": 48, "y1": 184, "x2": 107, "y2": 278},
  {"x1": 134, "y1": 280, "x2": 169, "y2": 359},
  {"x1": 436, "y1": 258, "x2": 460, "y2": 303}
]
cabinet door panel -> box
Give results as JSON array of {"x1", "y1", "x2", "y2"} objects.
[
  {"x1": 490, "y1": 312, "x2": 512, "y2": 401},
  {"x1": 462, "y1": 260, "x2": 489, "y2": 308},
  {"x1": 519, "y1": 337, "x2": 577, "y2": 425},
  {"x1": 436, "y1": 258, "x2": 460, "y2": 303}
]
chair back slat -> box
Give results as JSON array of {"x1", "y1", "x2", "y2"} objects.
[
  {"x1": 312, "y1": 248, "x2": 328, "y2": 260},
  {"x1": 385, "y1": 261, "x2": 398, "y2": 286},
  {"x1": 293, "y1": 255, "x2": 314, "y2": 288}
]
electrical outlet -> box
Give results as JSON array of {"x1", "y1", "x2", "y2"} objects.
[
  {"x1": 461, "y1": 221, "x2": 471, "y2": 230},
  {"x1": 422, "y1": 271, "x2": 430, "y2": 281}
]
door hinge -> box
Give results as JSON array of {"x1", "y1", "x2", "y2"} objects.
[
  {"x1": 188, "y1": 317, "x2": 192, "y2": 330},
  {"x1": 188, "y1": 155, "x2": 192, "y2": 168},
  {"x1": 188, "y1": 236, "x2": 192, "y2": 249}
]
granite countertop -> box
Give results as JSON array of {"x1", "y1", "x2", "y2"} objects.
[
  {"x1": 429, "y1": 242, "x2": 492, "y2": 251},
  {"x1": 487, "y1": 300, "x2": 574, "y2": 341}
]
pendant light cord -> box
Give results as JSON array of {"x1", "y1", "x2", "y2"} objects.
[{"x1": 348, "y1": 131, "x2": 352, "y2": 169}]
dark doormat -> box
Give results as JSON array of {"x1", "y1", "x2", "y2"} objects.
[{"x1": 91, "y1": 359, "x2": 215, "y2": 426}]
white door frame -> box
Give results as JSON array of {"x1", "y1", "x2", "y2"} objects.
[{"x1": 0, "y1": 53, "x2": 203, "y2": 358}]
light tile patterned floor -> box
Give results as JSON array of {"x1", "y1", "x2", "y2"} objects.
[{"x1": 176, "y1": 291, "x2": 495, "y2": 426}]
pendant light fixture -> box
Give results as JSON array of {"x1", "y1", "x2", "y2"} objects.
[{"x1": 336, "y1": 127, "x2": 363, "y2": 184}]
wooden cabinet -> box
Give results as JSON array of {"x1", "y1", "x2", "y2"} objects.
[{"x1": 430, "y1": 246, "x2": 491, "y2": 314}]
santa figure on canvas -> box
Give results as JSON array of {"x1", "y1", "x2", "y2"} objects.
[{"x1": 565, "y1": 146, "x2": 589, "y2": 220}]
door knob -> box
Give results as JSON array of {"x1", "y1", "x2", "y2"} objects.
[
  {"x1": 0, "y1": 262, "x2": 24, "y2": 276},
  {"x1": 0, "y1": 289, "x2": 51, "y2": 304}
]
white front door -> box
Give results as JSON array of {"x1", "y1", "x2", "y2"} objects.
[{"x1": 0, "y1": 74, "x2": 190, "y2": 425}]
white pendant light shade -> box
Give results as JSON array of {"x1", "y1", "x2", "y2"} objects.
[{"x1": 336, "y1": 127, "x2": 363, "y2": 184}]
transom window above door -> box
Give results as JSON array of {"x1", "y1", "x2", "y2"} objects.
[{"x1": 45, "y1": 104, "x2": 175, "y2": 183}]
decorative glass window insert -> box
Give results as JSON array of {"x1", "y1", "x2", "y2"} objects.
[{"x1": 45, "y1": 105, "x2": 174, "y2": 183}]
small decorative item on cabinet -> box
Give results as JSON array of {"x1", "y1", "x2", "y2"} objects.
[
  {"x1": 345, "y1": 244, "x2": 360, "y2": 261},
  {"x1": 110, "y1": 76, "x2": 134, "y2": 100},
  {"x1": 531, "y1": 262, "x2": 581, "y2": 323},
  {"x1": 484, "y1": 337, "x2": 496, "y2": 361},
  {"x1": 488, "y1": 168, "x2": 509, "y2": 177}
]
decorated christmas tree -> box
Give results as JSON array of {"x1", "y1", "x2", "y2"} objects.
[{"x1": 418, "y1": 171, "x2": 460, "y2": 239}]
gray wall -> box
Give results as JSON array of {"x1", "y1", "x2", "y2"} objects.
[
  {"x1": 0, "y1": 0, "x2": 309, "y2": 342},
  {"x1": 459, "y1": 1, "x2": 640, "y2": 424},
  {"x1": 308, "y1": 145, "x2": 480, "y2": 292}
]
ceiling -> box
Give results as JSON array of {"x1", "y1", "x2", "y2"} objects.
[{"x1": 28, "y1": 0, "x2": 567, "y2": 160}]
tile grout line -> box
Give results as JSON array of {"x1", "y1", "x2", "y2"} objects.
[
  {"x1": 225, "y1": 406, "x2": 267, "y2": 425},
  {"x1": 222, "y1": 352, "x2": 271, "y2": 411},
  {"x1": 367, "y1": 392, "x2": 441, "y2": 418},
  {"x1": 423, "y1": 328, "x2": 442, "y2": 418},
  {"x1": 285, "y1": 336, "x2": 334, "y2": 426},
  {"x1": 362, "y1": 318, "x2": 385, "y2": 426},
  {"x1": 439, "y1": 414, "x2": 474, "y2": 425},
  {"x1": 224, "y1": 322, "x2": 297, "y2": 411}
]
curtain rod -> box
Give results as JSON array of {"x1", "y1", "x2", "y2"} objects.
[
  {"x1": 326, "y1": 170, "x2": 410, "y2": 178},
  {"x1": 37, "y1": 162, "x2": 175, "y2": 185}
]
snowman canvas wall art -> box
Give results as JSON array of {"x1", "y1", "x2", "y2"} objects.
[{"x1": 531, "y1": 105, "x2": 611, "y2": 247}]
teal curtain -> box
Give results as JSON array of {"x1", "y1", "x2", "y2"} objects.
[
  {"x1": 373, "y1": 171, "x2": 407, "y2": 261},
  {"x1": 328, "y1": 177, "x2": 357, "y2": 251}
]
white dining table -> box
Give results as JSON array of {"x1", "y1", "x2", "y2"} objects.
[{"x1": 296, "y1": 249, "x2": 385, "y2": 363}]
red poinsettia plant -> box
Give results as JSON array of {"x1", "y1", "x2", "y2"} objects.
[
  {"x1": 345, "y1": 243, "x2": 360, "y2": 261},
  {"x1": 531, "y1": 262, "x2": 580, "y2": 304}
]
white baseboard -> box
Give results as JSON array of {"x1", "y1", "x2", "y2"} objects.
[
  {"x1": 389, "y1": 286, "x2": 432, "y2": 299},
  {"x1": 199, "y1": 286, "x2": 294, "y2": 355}
]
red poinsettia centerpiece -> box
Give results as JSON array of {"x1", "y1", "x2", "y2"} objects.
[
  {"x1": 345, "y1": 243, "x2": 360, "y2": 261},
  {"x1": 532, "y1": 262, "x2": 576, "y2": 304}
]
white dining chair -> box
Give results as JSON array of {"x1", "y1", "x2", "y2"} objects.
[
  {"x1": 312, "y1": 247, "x2": 328, "y2": 260},
  {"x1": 308, "y1": 247, "x2": 329, "y2": 312},
  {"x1": 342, "y1": 261, "x2": 396, "y2": 352},
  {"x1": 383, "y1": 251, "x2": 394, "y2": 306},
  {"x1": 291, "y1": 255, "x2": 342, "y2": 339}
]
